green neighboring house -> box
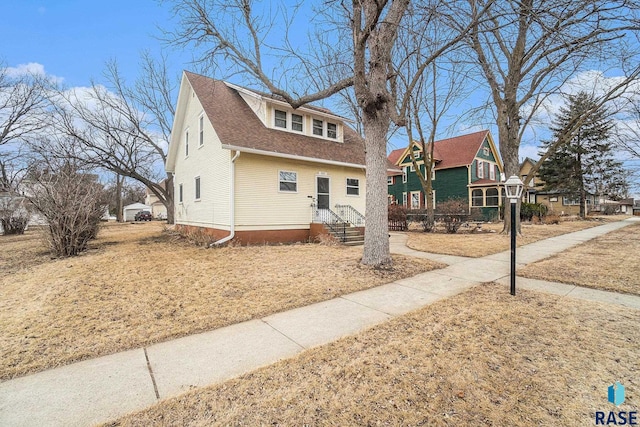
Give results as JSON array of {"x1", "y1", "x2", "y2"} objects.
[{"x1": 387, "y1": 130, "x2": 505, "y2": 220}]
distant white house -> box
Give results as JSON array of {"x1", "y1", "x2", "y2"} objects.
[
  {"x1": 123, "y1": 202, "x2": 151, "y2": 222},
  {"x1": 165, "y1": 71, "x2": 368, "y2": 244}
]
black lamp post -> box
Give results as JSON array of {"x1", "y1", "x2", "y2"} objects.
[{"x1": 504, "y1": 175, "x2": 524, "y2": 296}]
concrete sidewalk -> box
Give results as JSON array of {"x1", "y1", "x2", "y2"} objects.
[{"x1": 1, "y1": 218, "x2": 638, "y2": 426}]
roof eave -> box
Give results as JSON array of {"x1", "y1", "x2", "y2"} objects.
[{"x1": 221, "y1": 144, "x2": 366, "y2": 169}]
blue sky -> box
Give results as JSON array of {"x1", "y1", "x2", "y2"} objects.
[
  {"x1": 2, "y1": 1, "x2": 639, "y2": 194},
  {"x1": 0, "y1": 0, "x2": 186, "y2": 87}
]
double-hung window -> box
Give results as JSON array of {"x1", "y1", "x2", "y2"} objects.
[
  {"x1": 275, "y1": 110, "x2": 287, "y2": 128},
  {"x1": 346, "y1": 178, "x2": 360, "y2": 196},
  {"x1": 279, "y1": 171, "x2": 297, "y2": 192},
  {"x1": 291, "y1": 113, "x2": 303, "y2": 131},
  {"x1": 327, "y1": 123, "x2": 337, "y2": 139},
  {"x1": 198, "y1": 116, "x2": 204, "y2": 147},
  {"x1": 477, "y1": 160, "x2": 484, "y2": 179},
  {"x1": 313, "y1": 119, "x2": 324, "y2": 136},
  {"x1": 402, "y1": 167, "x2": 408, "y2": 183}
]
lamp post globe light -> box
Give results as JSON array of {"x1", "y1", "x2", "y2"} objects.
[{"x1": 504, "y1": 175, "x2": 524, "y2": 296}]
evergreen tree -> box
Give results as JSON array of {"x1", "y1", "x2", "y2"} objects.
[{"x1": 538, "y1": 92, "x2": 626, "y2": 218}]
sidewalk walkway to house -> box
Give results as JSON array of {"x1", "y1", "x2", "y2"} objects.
[{"x1": 1, "y1": 218, "x2": 639, "y2": 427}]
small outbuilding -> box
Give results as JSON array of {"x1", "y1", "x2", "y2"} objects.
[{"x1": 123, "y1": 203, "x2": 152, "y2": 222}]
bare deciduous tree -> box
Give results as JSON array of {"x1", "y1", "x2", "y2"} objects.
[
  {"x1": 50, "y1": 54, "x2": 176, "y2": 223},
  {"x1": 457, "y1": 0, "x2": 640, "y2": 231},
  {"x1": 0, "y1": 61, "x2": 52, "y2": 192}
]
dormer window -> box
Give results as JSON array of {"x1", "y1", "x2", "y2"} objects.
[
  {"x1": 275, "y1": 110, "x2": 287, "y2": 128},
  {"x1": 292, "y1": 114, "x2": 303, "y2": 132},
  {"x1": 313, "y1": 119, "x2": 323, "y2": 136},
  {"x1": 327, "y1": 123, "x2": 337, "y2": 139}
]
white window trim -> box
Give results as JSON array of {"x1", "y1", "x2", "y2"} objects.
[
  {"x1": 489, "y1": 163, "x2": 495, "y2": 180},
  {"x1": 274, "y1": 109, "x2": 287, "y2": 129},
  {"x1": 483, "y1": 147, "x2": 490, "y2": 156},
  {"x1": 410, "y1": 163, "x2": 416, "y2": 172},
  {"x1": 194, "y1": 176, "x2": 201, "y2": 201},
  {"x1": 327, "y1": 122, "x2": 337, "y2": 139},
  {"x1": 410, "y1": 191, "x2": 420, "y2": 209},
  {"x1": 402, "y1": 192, "x2": 407, "y2": 207},
  {"x1": 178, "y1": 183, "x2": 183, "y2": 204},
  {"x1": 402, "y1": 167, "x2": 408, "y2": 183},
  {"x1": 278, "y1": 170, "x2": 298, "y2": 193},
  {"x1": 198, "y1": 114, "x2": 204, "y2": 147},
  {"x1": 550, "y1": 196, "x2": 558, "y2": 202},
  {"x1": 312, "y1": 118, "x2": 324, "y2": 136},
  {"x1": 346, "y1": 177, "x2": 360, "y2": 197},
  {"x1": 387, "y1": 176, "x2": 393, "y2": 186},
  {"x1": 477, "y1": 160, "x2": 484, "y2": 179}
]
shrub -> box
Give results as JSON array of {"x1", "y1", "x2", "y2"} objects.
[
  {"x1": 0, "y1": 196, "x2": 30, "y2": 235},
  {"x1": 435, "y1": 198, "x2": 468, "y2": 233},
  {"x1": 388, "y1": 204, "x2": 408, "y2": 231},
  {"x1": 520, "y1": 202, "x2": 548, "y2": 221},
  {"x1": 28, "y1": 162, "x2": 107, "y2": 257}
]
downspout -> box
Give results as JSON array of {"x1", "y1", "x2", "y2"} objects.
[{"x1": 213, "y1": 150, "x2": 240, "y2": 245}]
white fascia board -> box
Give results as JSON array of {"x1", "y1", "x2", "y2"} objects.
[{"x1": 221, "y1": 144, "x2": 365, "y2": 170}]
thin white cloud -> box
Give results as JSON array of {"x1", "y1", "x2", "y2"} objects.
[
  {"x1": 4, "y1": 62, "x2": 64, "y2": 84},
  {"x1": 37, "y1": 6, "x2": 46, "y2": 15}
]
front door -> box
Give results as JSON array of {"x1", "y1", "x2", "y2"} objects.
[{"x1": 315, "y1": 176, "x2": 331, "y2": 223}]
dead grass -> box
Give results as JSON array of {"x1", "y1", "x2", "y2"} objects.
[
  {"x1": 108, "y1": 283, "x2": 640, "y2": 427},
  {"x1": 519, "y1": 221, "x2": 640, "y2": 296},
  {"x1": 406, "y1": 219, "x2": 606, "y2": 258},
  {"x1": 0, "y1": 222, "x2": 443, "y2": 380}
]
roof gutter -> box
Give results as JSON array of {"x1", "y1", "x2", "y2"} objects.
[
  {"x1": 213, "y1": 150, "x2": 240, "y2": 246},
  {"x1": 220, "y1": 144, "x2": 365, "y2": 170}
]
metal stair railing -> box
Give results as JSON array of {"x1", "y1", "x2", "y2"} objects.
[
  {"x1": 334, "y1": 204, "x2": 366, "y2": 226},
  {"x1": 311, "y1": 203, "x2": 349, "y2": 242}
]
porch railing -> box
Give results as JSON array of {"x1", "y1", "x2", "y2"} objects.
[
  {"x1": 311, "y1": 203, "x2": 348, "y2": 242},
  {"x1": 334, "y1": 204, "x2": 365, "y2": 226}
]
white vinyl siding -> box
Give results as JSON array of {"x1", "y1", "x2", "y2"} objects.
[
  {"x1": 173, "y1": 82, "x2": 231, "y2": 228},
  {"x1": 234, "y1": 154, "x2": 366, "y2": 230}
]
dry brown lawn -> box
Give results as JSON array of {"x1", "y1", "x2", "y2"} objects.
[
  {"x1": 406, "y1": 219, "x2": 607, "y2": 258},
  {"x1": 108, "y1": 283, "x2": 640, "y2": 427},
  {"x1": 519, "y1": 221, "x2": 640, "y2": 296},
  {"x1": 0, "y1": 222, "x2": 443, "y2": 380}
]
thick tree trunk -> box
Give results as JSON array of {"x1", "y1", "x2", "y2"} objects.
[
  {"x1": 116, "y1": 174, "x2": 123, "y2": 222},
  {"x1": 165, "y1": 173, "x2": 175, "y2": 224},
  {"x1": 361, "y1": 113, "x2": 392, "y2": 267}
]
